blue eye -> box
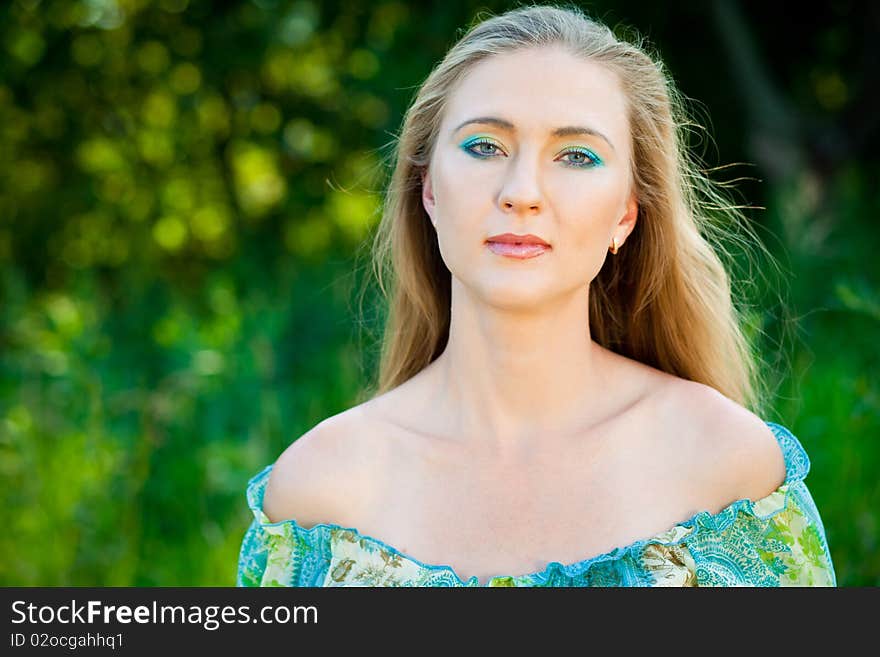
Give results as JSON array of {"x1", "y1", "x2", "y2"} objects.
[
  {"x1": 559, "y1": 147, "x2": 602, "y2": 168},
  {"x1": 461, "y1": 137, "x2": 502, "y2": 158}
]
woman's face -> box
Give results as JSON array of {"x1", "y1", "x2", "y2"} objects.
[{"x1": 421, "y1": 46, "x2": 638, "y2": 310}]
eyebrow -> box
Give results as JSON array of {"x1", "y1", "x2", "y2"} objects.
[{"x1": 453, "y1": 116, "x2": 615, "y2": 151}]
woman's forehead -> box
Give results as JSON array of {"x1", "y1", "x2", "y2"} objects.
[
  {"x1": 442, "y1": 52, "x2": 629, "y2": 151},
  {"x1": 444, "y1": 49, "x2": 629, "y2": 142}
]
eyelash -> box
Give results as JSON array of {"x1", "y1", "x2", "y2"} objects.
[{"x1": 461, "y1": 137, "x2": 602, "y2": 168}]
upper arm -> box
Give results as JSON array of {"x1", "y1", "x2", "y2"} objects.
[{"x1": 262, "y1": 410, "x2": 371, "y2": 528}]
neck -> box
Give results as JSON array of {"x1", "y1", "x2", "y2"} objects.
[{"x1": 426, "y1": 278, "x2": 616, "y2": 454}]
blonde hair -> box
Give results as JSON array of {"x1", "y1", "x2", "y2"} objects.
[{"x1": 353, "y1": 2, "x2": 785, "y2": 417}]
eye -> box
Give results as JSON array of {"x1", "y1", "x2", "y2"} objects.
[
  {"x1": 462, "y1": 137, "x2": 504, "y2": 158},
  {"x1": 558, "y1": 147, "x2": 602, "y2": 168}
]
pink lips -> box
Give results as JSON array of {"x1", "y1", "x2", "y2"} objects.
[
  {"x1": 486, "y1": 242, "x2": 550, "y2": 259},
  {"x1": 486, "y1": 242, "x2": 550, "y2": 258},
  {"x1": 485, "y1": 233, "x2": 551, "y2": 259}
]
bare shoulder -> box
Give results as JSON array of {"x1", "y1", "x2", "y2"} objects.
[
  {"x1": 261, "y1": 405, "x2": 378, "y2": 527},
  {"x1": 664, "y1": 378, "x2": 788, "y2": 509}
]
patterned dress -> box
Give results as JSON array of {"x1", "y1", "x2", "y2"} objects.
[{"x1": 236, "y1": 421, "x2": 837, "y2": 587}]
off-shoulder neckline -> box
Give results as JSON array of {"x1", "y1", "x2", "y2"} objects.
[{"x1": 245, "y1": 420, "x2": 811, "y2": 586}]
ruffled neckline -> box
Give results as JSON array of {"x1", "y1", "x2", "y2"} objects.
[{"x1": 245, "y1": 420, "x2": 810, "y2": 586}]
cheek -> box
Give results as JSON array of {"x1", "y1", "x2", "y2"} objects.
[
  {"x1": 434, "y1": 157, "x2": 483, "y2": 212},
  {"x1": 554, "y1": 178, "x2": 622, "y2": 239},
  {"x1": 432, "y1": 160, "x2": 485, "y2": 248},
  {"x1": 553, "y1": 199, "x2": 617, "y2": 280},
  {"x1": 430, "y1": 191, "x2": 471, "y2": 272},
  {"x1": 556, "y1": 204, "x2": 606, "y2": 250},
  {"x1": 551, "y1": 172, "x2": 619, "y2": 215}
]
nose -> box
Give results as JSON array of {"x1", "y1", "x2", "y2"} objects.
[{"x1": 498, "y1": 155, "x2": 543, "y2": 214}]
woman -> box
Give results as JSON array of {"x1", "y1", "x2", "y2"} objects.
[{"x1": 236, "y1": 4, "x2": 837, "y2": 587}]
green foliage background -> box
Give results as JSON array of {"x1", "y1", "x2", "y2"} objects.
[{"x1": 1, "y1": 0, "x2": 877, "y2": 586}]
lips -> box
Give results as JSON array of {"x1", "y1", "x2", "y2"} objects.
[
  {"x1": 485, "y1": 241, "x2": 550, "y2": 259},
  {"x1": 485, "y1": 232, "x2": 551, "y2": 259}
]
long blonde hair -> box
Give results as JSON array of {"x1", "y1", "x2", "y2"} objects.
[{"x1": 353, "y1": 2, "x2": 784, "y2": 417}]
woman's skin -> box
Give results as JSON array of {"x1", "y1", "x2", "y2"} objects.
[
  {"x1": 417, "y1": 45, "x2": 639, "y2": 458},
  {"x1": 262, "y1": 45, "x2": 787, "y2": 586}
]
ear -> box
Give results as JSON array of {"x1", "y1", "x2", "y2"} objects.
[
  {"x1": 617, "y1": 192, "x2": 638, "y2": 243},
  {"x1": 421, "y1": 168, "x2": 436, "y2": 227}
]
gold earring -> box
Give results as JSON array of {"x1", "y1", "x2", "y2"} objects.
[{"x1": 609, "y1": 237, "x2": 619, "y2": 254}]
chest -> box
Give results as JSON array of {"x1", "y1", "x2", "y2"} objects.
[{"x1": 353, "y1": 420, "x2": 696, "y2": 586}]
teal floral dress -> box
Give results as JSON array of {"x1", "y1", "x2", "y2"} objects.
[{"x1": 236, "y1": 421, "x2": 837, "y2": 587}]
